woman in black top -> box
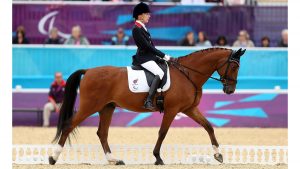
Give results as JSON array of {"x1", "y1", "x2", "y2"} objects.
[{"x1": 13, "y1": 28, "x2": 29, "y2": 44}]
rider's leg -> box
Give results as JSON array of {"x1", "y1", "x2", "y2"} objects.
[{"x1": 141, "y1": 61, "x2": 164, "y2": 110}]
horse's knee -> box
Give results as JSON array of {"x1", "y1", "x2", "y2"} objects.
[
  {"x1": 96, "y1": 130, "x2": 101, "y2": 138},
  {"x1": 158, "y1": 130, "x2": 167, "y2": 140},
  {"x1": 203, "y1": 123, "x2": 214, "y2": 133}
]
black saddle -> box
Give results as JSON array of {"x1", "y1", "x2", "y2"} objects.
[{"x1": 131, "y1": 62, "x2": 168, "y2": 89}]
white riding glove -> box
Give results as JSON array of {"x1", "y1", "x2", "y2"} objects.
[{"x1": 163, "y1": 54, "x2": 171, "y2": 61}]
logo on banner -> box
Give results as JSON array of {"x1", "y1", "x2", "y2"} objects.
[{"x1": 38, "y1": 11, "x2": 70, "y2": 39}]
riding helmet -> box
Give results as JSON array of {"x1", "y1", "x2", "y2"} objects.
[{"x1": 133, "y1": 2, "x2": 151, "y2": 20}]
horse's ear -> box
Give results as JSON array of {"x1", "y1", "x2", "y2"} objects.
[
  {"x1": 232, "y1": 48, "x2": 242, "y2": 60},
  {"x1": 240, "y1": 49, "x2": 246, "y2": 56},
  {"x1": 236, "y1": 48, "x2": 242, "y2": 55}
]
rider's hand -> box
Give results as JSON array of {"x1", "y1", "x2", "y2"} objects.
[{"x1": 163, "y1": 54, "x2": 172, "y2": 61}]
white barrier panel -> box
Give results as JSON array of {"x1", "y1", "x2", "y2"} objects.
[{"x1": 12, "y1": 144, "x2": 287, "y2": 165}]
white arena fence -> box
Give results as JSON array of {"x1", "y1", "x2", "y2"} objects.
[{"x1": 13, "y1": 144, "x2": 287, "y2": 165}]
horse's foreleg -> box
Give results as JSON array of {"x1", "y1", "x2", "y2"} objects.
[
  {"x1": 183, "y1": 107, "x2": 223, "y2": 163},
  {"x1": 96, "y1": 103, "x2": 125, "y2": 165},
  {"x1": 153, "y1": 111, "x2": 177, "y2": 165}
]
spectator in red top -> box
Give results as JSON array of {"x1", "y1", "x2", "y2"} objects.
[{"x1": 43, "y1": 72, "x2": 65, "y2": 127}]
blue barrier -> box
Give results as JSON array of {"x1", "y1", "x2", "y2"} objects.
[{"x1": 13, "y1": 45, "x2": 287, "y2": 89}]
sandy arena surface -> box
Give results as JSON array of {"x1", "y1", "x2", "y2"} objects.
[
  {"x1": 13, "y1": 164, "x2": 287, "y2": 169},
  {"x1": 13, "y1": 127, "x2": 287, "y2": 169}
]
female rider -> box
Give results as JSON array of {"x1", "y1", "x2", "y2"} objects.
[{"x1": 132, "y1": 2, "x2": 173, "y2": 110}]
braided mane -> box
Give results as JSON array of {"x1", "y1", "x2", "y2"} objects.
[{"x1": 179, "y1": 47, "x2": 229, "y2": 59}]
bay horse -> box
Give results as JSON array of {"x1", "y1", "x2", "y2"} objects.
[{"x1": 49, "y1": 47, "x2": 246, "y2": 165}]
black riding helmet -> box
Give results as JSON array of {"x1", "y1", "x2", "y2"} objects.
[{"x1": 133, "y1": 2, "x2": 151, "y2": 20}]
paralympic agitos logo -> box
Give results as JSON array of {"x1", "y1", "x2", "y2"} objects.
[{"x1": 38, "y1": 11, "x2": 70, "y2": 39}]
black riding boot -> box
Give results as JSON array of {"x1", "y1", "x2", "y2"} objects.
[{"x1": 144, "y1": 75, "x2": 161, "y2": 111}]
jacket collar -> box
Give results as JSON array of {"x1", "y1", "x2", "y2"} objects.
[
  {"x1": 135, "y1": 21, "x2": 150, "y2": 36},
  {"x1": 135, "y1": 20, "x2": 147, "y2": 31}
]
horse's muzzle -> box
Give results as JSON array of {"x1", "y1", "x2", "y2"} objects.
[{"x1": 223, "y1": 85, "x2": 235, "y2": 95}]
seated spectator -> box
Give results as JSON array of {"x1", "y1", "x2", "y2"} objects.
[
  {"x1": 215, "y1": 35, "x2": 228, "y2": 46},
  {"x1": 44, "y1": 27, "x2": 64, "y2": 44},
  {"x1": 64, "y1": 25, "x2": 90, "y2": 45},
  {"x1": 196, "y1": 31, "x2": 212, "y2": 47},
  {"x1": 233, "y1": 30, "x2": 255, "y2": 47},
  {"x1": 111, "y1": 28, "x2": 129, "y2": 45},
  {"x1": 179, "y1": 31, "x2": 195, "y2": 46},
  {"x1": 12, "y1": 25, "x2": 29, "y2": 44},
  {"x1": 261, "y1": 36, "x2": 270, "y2": 47},
  {"x1": 43, "y1": 72, "x2": 65, "y2": 127},
  {"x1": 278, "y1": 29, "x2": 288, "y2": 47}
]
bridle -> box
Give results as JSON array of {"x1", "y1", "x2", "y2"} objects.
[
  {"x1": 215, "y1": 51, "x2": 240, "y2": 86},
  {"x1": 171, "y1": 50, "x2": 239, "y2": 86},
  {"x1": 169, "y1": 50, "x2": 240, "y2": 104}
]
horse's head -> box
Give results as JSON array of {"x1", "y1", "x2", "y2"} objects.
[{"x1": 216, "y1": 48, "x2": 246, "y2": 95}]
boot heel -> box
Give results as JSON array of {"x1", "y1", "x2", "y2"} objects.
[{"x1": 143, "y1": 101, "x2": 155, "y2": 111}]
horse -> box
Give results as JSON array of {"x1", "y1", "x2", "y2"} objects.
[{"x1": 49, "y1": 47, "x2": 246, "y2": 165}]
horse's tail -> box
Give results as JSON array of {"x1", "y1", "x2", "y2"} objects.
[{"x1": 52, "y1": 69, "x2": 86, "y2": 143}]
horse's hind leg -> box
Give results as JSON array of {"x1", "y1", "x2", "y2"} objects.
[
  {"x1": 183, "y1": 107, "x2": 223, "y2": 163},
  {"x1": 49, "y1": 99, "x2": 103, "y2": 165},
  {"x1": 96, "y1": 103, "x2": 125, "y2": 165},
  {"x1": 49, "y1": 109, "x2": 92, "y2": 165}
]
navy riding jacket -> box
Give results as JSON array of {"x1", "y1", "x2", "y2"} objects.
[{"x1": 132, "y1": 22, "x2": 165, "y2": 65}]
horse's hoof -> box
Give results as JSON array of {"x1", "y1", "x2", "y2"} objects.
[
  {"x1": 154, "y1": 160, "x2": 165, "y2": 165},
  {"x1": 49, "y1": 156, "x2": 56, "y2": 165},
  {"x1": 214, "y1": 153, "x2": 223, "y2": 163},
  {"x1": 115, "y1": 160, "x2": 125, "y2": 165}
]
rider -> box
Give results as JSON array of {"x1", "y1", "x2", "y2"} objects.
[{"x1": 132, "y1": 2, "x2": 173, "y2": 111}]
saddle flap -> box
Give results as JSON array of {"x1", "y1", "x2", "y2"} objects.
[{"x1": 127, "y1": 62, "x2": 171, "y2": 93}]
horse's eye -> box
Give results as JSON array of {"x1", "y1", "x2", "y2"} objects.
[{"x1": 231, "y1": 65, "x2": 237, "y2": 71}]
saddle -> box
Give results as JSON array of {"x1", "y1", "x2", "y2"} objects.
[{"x1": 126, "y1": 61, "x2": 171, "y2": 93}]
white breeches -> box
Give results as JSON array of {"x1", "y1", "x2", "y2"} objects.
[{"x1": 141, "y1": 61, "x2": 164, "y2": 80}]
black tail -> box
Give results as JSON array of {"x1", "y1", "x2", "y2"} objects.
[{"x1": 52, "y1": 69, "x2": 86, "y2": 143}]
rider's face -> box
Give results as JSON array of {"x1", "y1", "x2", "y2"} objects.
[{"x1": 140, "y1": 13, "x2": 150, "y2": 24}]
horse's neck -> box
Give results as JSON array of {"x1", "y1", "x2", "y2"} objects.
[{"x1": 179, "y1": 50, "x2": 227, "y2": 87}]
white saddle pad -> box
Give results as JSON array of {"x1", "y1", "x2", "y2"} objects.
[{"x1": 127, "y1": 65, "x2": 171, "y2": 93}]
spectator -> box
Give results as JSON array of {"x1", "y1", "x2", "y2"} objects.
[
  {"x1": 64, "y1": 25, "x2": 90, "y2": 45},
  {"x1": 215, "y1": 35, "x2": 228, "y2": 46},
  {"x1": 12, "y1": 25, "x2": 29, "y2": 44},
  {"x1": 233, "y1": 30, "x2": 255, "y2": 47},
  {"x1": 196, "y1": 31, "x2": 212, "y2": 47},
  {"x1": 43, "y1": 72, "x2": 65, "y2": 127},
  {"x1": 111, "y1": 28, "x2": 129, "y2": 45},
  {"x1": 44, "y1": 27, "x2": 64, "y2": 44},
  {"x1": 278, "y1": 29, "x2": 288, "y2": 47},
  {"x1": 261, "y1": 36, "x2": 270, "y2": 47},
  {"x1": 179, "y1": 31, "x2": 195, "y2": 46}
]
